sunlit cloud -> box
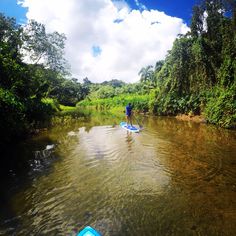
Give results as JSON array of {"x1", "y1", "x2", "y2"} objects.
[{"x1": 19, "y1": 0, "x2": 189, "y2": 83}]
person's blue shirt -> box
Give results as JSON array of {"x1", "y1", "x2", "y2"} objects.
[{"x1": 126, "y1": 104, "x2": 132, "y2": 116}]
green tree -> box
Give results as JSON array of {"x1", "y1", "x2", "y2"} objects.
[
  {"x1": 139, "y1": 65, "x2": 156, "y2": 89},
  {"x1": 0, "y1": 13, "x2": 77, "y2": 146},
  {"x1": 23, "y1": 20, "x2": 68, "y2": 74},
  {"x1": 190, "y1": 5, "x2": 204, "y2": 37}
]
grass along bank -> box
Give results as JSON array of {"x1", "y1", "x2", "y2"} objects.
[{"x1": 77, "y1": 94, "x2": 154, "y2": 114}]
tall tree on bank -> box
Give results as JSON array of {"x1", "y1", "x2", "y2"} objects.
[
  {"x1": 22, "y1": 20, "x2": 68, "y2": 74},
  {"x1": 148, "y1": 0, "x2": 236, "y2": 127},
  {"x1": 139, "y1": 65, "x2": 156, "y2": 90},
  {"x1": 0, "y1": 13, "x2": 85, "y2": 146}
]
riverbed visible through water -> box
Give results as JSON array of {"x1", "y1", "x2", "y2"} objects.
[{"x1": 0, "y1": 110, "x2": 236, "y2": 235}]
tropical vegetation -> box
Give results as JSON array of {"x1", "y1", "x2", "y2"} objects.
[
  {"x1": 0, "y1": 0, "x2": 235, "y2": 149},
  {"x1": 78, "y1": 0, "x2": 236, "y2": 128},
  {"x1": 0, "y1": 14, "x2": 89, "y2": 146}
]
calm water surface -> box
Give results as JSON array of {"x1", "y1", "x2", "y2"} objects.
[{"x1": 0, "y1": 111, "x2": 236, "y2": 235}]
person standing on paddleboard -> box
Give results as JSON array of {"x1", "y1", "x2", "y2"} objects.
[{"x1": 126, "y1": 103, "x2": 133, "y2": 126}]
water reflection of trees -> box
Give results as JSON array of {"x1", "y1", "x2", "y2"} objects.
[{"x1": 147, "y1": 116, "x2": 236, "y2": 148}]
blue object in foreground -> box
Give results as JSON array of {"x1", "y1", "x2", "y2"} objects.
[
  {"x1": 120, "y1": 122, "x2": 140, "y2": 133},
  {"x1": 77, "y1": 226, "x2": 101, "y2": 236}
]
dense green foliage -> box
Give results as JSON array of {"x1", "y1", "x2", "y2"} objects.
[
  {"x1": 78, "y1": 93, "x2": 153, "y2": 113},
  {"x1": 151, "y1": 0, "x2": 236, "y2": 128},
  {"x1": 0, "y1": 14, "x2": 87, "y2": 146},
  {"x1": 79, "y1": 0, "x2": 235, "y2": 128},
  {"x1": 204, "y1": 84, "x2": 236, "y2": 128}
]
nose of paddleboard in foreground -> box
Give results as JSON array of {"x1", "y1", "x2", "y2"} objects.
[{"x1": 77, "y1": 226, "x2": 101, "y2": 236}]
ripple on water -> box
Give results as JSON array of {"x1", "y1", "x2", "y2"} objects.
[
  {"x1": 134, "y1": 126, "x2": 227, "y2": 192},
  {"x1": 160, "y1": 147, "x2": 224, "y2": 190},
  {"x1": 2, "y1": 121, "x2": 236, "y2": 236}
]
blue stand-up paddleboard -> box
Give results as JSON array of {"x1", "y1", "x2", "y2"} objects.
[
  {"x1": 120, "y1": 122, "x2": 140, "y2": 133},
  {"x1": 77, "y1": 226, "x2": 101, "y2": 236}
]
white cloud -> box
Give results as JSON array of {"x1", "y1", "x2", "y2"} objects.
[{"x1": 19, "y1": 0, "x2": 189, "y2": 83}]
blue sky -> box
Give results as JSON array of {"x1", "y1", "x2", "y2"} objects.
[
  {"x1": 1, "y1": 0, "x2": 198, "y2": 25},
  {"x1": 0, "y1": 0, "x2": 27, "y2": 23},
  {"x1": 128, "y1": 0, "x2": 199, "y2": 24}
]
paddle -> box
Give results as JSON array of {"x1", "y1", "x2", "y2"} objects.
[{"x1": 132, "y1": 114, "x2": 143, "y2": 129}]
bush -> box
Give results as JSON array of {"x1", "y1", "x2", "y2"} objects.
[
  {"x1": 153, "y1": 91, "x2": 201, "y2": 116},
  {"x1": 0, "y1": 88, "x2": 27, "y2": 143},
  {"x1": 25, "y1": 98, "x2": 59, "y2": 127},
  {"x1": 42, "y1": 98, "x2": 60, "y2": 112},
  {"x1": 204, "y1": 84, "x2": 236, "y2": 128},
  {"x1": 77, "y1": 94, "x2": 152, "y2": 113}
]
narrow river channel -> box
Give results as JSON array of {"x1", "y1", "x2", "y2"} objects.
[{"x1": 1, "y1": 111, "x2": 236, "y2": 235}]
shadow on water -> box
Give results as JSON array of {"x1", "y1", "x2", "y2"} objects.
[
  {"x1": 0, "y1": 109, "x2": 236, "y2": 235},
  {"x1": 0, "y1": 135, "x2": 59, "y2": 233},
  {"x1": 0, "y1": 108, "x2": 122, "y2": 234}
]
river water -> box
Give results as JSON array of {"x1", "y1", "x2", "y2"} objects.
[{"x1": 0, "y1": 111, "x2": 236, "y2": 235}]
